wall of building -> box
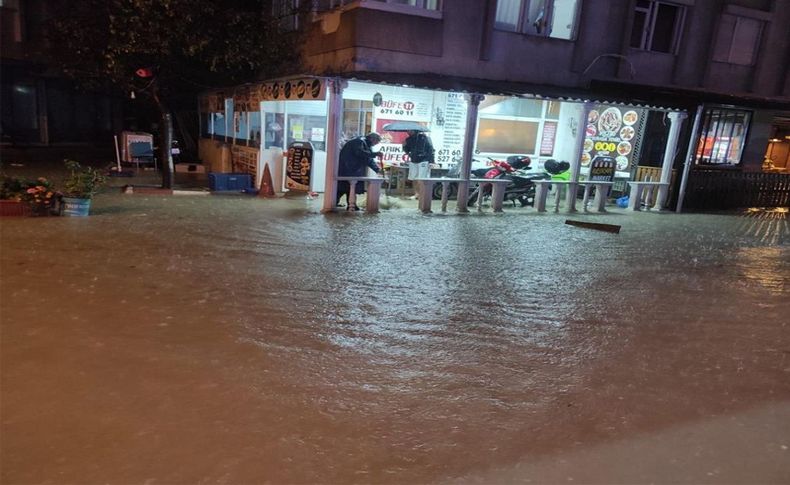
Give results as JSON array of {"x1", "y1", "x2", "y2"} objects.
[{"x1": 303, "y1": 0, "x2": 788, "y2": 101}]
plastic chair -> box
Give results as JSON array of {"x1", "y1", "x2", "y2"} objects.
[{"x1": 129, "y1": 141, "x2": 157, "y2": 171}]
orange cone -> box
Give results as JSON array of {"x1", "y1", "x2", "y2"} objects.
[{"x1": 259, "y1": 165, "x2": 276, "y2": 198}]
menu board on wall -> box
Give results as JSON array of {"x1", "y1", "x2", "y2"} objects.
[
  {"x1": 436, "y1": 92, "x2": 467, "y2": 166},
  {"x1": 285, "y1": 141, "x2": 314, "y2": 192},
  {"x1": 582, "y1": 105, "x2": 644, "y2": 174},
  {"x1": 540, "y1": 121, "x2": 558, "y2": 156}
]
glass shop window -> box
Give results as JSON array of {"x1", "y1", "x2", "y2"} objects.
[
  {"x1": 287, "y1": 115, "x2": 327, "y2": 151},
  {"x1": 249, "y1": 112, "x2": 262, "y2": 146},
  {"x1": 695, "y1": 108, "x2": 751, "y2": 166},
  {"x1": 477, "y1": 118, "x2": 540, "y2": 154},
  {"x1": 264, "y1": 112, "x2": 285, "y2": 149},
  {"x1": 342, "y1": 99, "x2": 373, "y2": 141}
]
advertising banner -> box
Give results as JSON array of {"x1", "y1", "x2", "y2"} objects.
[
  {"x1": 540, "y1": 121, "x2": 558, "y2": 156},
  {"x1": 588, "y1": 156, "x2": 616, "y2": 181},
  {"x1": 285, "y1": 141, "x2": 314, "y2": 191},
  {"x1": 373, "y1": 91, "x2": 433, "y2": 122},
  {"x1": 375, "y1": 118, "x2": 414, "y2": 168},
  {"x1": 260, "y1": 78, "x2": 325, "y2": 101},
  {"x1": 582, "y1": 105, "x2": 645, "y2": 174},
  {"x1": 436, "y1": 92, "x2": 466, "y2": 165}
]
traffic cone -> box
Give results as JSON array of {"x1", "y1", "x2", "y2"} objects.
[{"x1": 259, "y1": 165, "x2": 276, "y2": 198}]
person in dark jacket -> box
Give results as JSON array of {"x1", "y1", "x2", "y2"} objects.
[
  {"x1": 403, "y1": 130, "x2": 434, "y2": 200},
  {"x1": 337, "y1": 132, "x2": 382, "y2": 210}
]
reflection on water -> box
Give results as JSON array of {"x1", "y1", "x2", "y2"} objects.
[{"x1": 2, "y1": 194, "x2": 789, "y2": 484}]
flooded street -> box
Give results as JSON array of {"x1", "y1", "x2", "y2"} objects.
[{"x1": 2, "y1": 194, "x2": 789, "y2": 484}]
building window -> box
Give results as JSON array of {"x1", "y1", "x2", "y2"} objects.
[
  {"x1": 312, "y1": 0, "x2": 441, "y2": 13},
  {"x1": 630, "y1": 0, "x2": 685, "y2": 54},
  {"x1": 273, "y1": 0, "x2": 301, "y2": 30},
  {"x1": 712, "y1": 14, "x2": 763, "y2": 66},
  {"x1": 695, "y1": 108, "x2": 751, "y2": 166},
  {"x1": 376, "y1": 0, "x2": 440, "y2": 8},
  {"x1": 494, "y1": 0, "x2": 582, "y2": 40}
]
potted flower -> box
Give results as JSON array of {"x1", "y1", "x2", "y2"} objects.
[
  {"x1": 0, "y1": 175, "x2": 31, "y2": 217},
  {"x1": 61, "y1": 159, "x2": 106, "y2": 217},
  {"x1": 23, "y1": 178, "x2": 61, "y2": 216}
]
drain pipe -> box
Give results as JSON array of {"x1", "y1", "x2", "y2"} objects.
[{"x1": 675, "y1": 104, "x2": 704, "y2": 213}]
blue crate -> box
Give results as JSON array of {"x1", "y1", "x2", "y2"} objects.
[{"x1": 208, "y1": 173, "x2": 253, "y2": 191}]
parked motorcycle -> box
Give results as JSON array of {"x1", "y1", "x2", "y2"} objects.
[
  {"x1": 466, "y1": 156, "x2": 550, "y2": 207},
  {"x1": 431, "y1": 158, "x2": 491, "y2": 200}
]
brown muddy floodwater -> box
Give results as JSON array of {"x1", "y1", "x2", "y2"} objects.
[{"x1": 1, "y1": 194, "x2": 789, "y2": 484}]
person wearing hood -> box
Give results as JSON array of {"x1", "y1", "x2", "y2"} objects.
[{"x1": 337, "y1": 132, "x2": 382, "y2": 210}]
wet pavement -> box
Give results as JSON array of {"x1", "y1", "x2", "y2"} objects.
[{"x1": 1, "y1": 193, "x2": 789, "y2": 484}]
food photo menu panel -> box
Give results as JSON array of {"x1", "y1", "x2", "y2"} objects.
[{"x1": 582, "y1": 105, "x2": 645, "y2": 175}]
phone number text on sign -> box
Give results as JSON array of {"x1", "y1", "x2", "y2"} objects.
[{"x1": 375, "y1": 98, "x2": 430, "y2": 121}]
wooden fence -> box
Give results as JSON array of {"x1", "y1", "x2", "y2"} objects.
[
  {"x1": 635, "y1": 166, "x2": 677, "y2": 207},
  {"x1": 684, "y1": 170, "x2": 790, "y2": 210}
]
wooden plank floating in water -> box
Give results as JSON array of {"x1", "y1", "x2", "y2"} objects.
[{"x1": 565, "y1": 219, "x2": 621, "y2": 234}]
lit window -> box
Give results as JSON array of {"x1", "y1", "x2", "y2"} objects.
[
  {"x1": 695, "y1": 108, "x2": 751, "y2": 166},
  {"x1": 477, "y1": 119, "x2": 539, "y2": 154},
  {"x1": 630, "y1": 0, "x2": 686, "y2": 54},
  {"x1": 494, "y1": 0, "x2": 582, "y2": 40},
  {"x1": 712, "y1": 14, "x2": 763, "y2": 66}
]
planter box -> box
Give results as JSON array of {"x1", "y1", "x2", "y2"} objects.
[{"x1": 0, "y1": 200, "x2": 31, "y2": 217}]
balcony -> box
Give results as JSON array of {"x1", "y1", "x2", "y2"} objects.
[{"x1": 305, "y1": 0, "x2": 443, "y2": 64}]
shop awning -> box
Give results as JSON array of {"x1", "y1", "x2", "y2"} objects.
[
  {"x1": 588, "y1": 79, "x2": 790, "y2": 112},
  {"x1": 338, "y1": 71, "x2": 685, "y2": 112}
]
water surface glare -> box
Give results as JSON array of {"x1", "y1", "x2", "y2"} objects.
[{"x1": 2, "y1": 195, "x2": 789, "y2": 484}]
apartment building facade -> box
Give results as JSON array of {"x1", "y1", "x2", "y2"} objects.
[
  {"x1": 204, "y1": 0, "x2": 789, "y2": 209},
  {"x1": 302, "y1": 0, "x2": 788, "y2": 162}
]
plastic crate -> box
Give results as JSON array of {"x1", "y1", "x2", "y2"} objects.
[{"x1": 208, "y1": 173, "x2": 253, "y2": 191}]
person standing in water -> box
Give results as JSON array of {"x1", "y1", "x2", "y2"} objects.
[{"x1": 402, "y1": 129, "x2": 434, "y2": 200}]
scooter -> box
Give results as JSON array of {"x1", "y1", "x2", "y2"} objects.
[{"x1": 467, "y1": 156, "x2": 550, "y2": 207}]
